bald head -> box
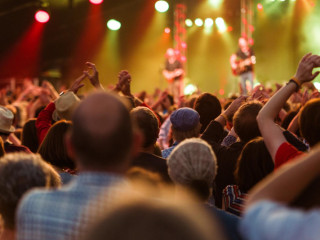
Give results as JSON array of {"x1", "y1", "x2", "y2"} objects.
[{"x1": 70, "y1": 92, "x2": 133, "y2": 170}]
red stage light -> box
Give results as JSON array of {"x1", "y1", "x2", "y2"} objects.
[
  {"x1": 89, "y1": 0, "x2": 103, "y2": 5},
  {"x1": 34, "y1": 10, "x2": 50, "y2": 23},
  {"x1": 181, "y1": 56, "x2": 187, "y2": 62},
  {"x1": 257, "y1": 3, "x2": 263, "y2": 11},
  {"x1": 164, "y1": 27, "x2": 171, "y2": 34},
  {"x1": 219, "y1": 89, "x2": 225, "y2": 95}
]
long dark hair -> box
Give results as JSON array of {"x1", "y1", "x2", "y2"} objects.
[
  {"x1": 234, "y1": 137, "x2": 274, "y2": 193},
  {"x1": 21, "y1": 118, "x2": 39, "y2": 153},
  {"x1": 38, "y1": 120, "x2": 75, "y2": 169}
]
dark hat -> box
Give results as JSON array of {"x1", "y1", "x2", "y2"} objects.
[{"x1": 170, "y1": 107, "x2": 200, "y2": 131}]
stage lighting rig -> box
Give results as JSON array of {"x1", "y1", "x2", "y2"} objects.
[{"x1": 34, "y1": 0, "x2": 50, "y2": 23}]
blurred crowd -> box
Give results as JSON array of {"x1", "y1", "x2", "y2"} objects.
[{"x1": 0, "y1": 54, "x2": 320, "y2": 240}]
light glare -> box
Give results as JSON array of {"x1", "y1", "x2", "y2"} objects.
[
  {"x1": 185, "y1": 19, "x2": 193, "y2": 27},
  {"x1": 107, "y1": 19, "x2": 121, "y2": 31},
  {"x1": 35, "y1": 10, "x2": 50, "y2": 23},
  {"x1": 155, "y1": 1, "x2": 169, "y2": 13},
  {"x1": 215, "y1": 17, "x2": 227, "y2": 32},
  {"x1": 209, "y1": 0, "x2": 223, "y2": 8},
  {"x1": 184, "y1": 84, "x2": 197, "y2": 95},
  {"x1": 195, "y1": 18, "x2": 204, "y2": 27},
  {"x1": 89, "y1": 0, "x2": 103, "y2": 4},
  {"x1": 204, "y1": 18, "x2": 214, "y2": 28}
]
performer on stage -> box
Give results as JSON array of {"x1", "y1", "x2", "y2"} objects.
[
  {"x1": 230, "y1": 37, "x2": 256, "y2": 95},
  {"x1": 162, "y1": 48, "x2": 184, "y2": 102}
]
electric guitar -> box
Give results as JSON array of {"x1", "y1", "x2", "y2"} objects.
[
  {"x1": 163, "y1": 69, "x2": 184, "y2": 83},
  {"x1": 231, "y1": 56, "x2": 256, "y2": 76}
]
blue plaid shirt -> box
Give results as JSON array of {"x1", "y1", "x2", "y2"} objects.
[
  {"x1": 17, "y1": 172, "x2": 126, "y2": 240},
  {"x1": 161, "y1": 141, "x2": 179, "y2": 159}
]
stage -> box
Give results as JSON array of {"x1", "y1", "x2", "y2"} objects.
[{"x1": 0, "y1": 0, "x2": 319, "y2": 96}]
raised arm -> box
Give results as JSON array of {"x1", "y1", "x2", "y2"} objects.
[
  {"x1": 83, "y1": 62, "x2": 104, "y2": 91},
  {"x1": 201, "y1": 96, "x2": 246, "y2": 143},
  {"x1": 257, "y1": 53, "x2": 320, "y2": 161}
]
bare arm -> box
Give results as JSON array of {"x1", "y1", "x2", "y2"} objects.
[
  {"x1": 215, "y1": 96, "x2": 247, "y2": 127},
  {"x1": 42, "y1": 81, "x2": 59, "y2": 100},
  {"x1": 117, "y1": 70, "x2": 143, "y2": 107},
  {"x1": 151, "y1": 91, "x2": 168, "y2": 111},
  {"x1": 287, "y1": 110, "x2": 300, "y2": 133},
  {"x1": 83, "y1": 62, "x2": 104, "y2": 91},
  {"x1": 257, "y1": 53, "x2": 320, "y2": 161}
]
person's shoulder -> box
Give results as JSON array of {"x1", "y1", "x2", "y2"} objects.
[
  {"x1": 4, "y1": 142, "x2": 31, "y2": 153},
  {"x1": 162, "y1": 145, "x2": 175, "y2": 158},
  {"x1": 19, "y1": 187, "x2": 61, "y2": 208}
]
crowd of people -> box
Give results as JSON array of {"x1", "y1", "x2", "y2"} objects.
[{"x1": 0, "y1": 54, "x2": 320, "y2": 240}]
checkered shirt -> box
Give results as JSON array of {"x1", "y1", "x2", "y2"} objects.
[{"x1": 17, "y1": 172, "x2": 126, "y2": 240}]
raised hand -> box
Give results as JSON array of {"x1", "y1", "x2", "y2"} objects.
[
  {"x1": 83, "y1": 62, "x2": 103, "y2": 90},
  {"x1": 294, "y1": 53, "x2": 320, "y2": 84},
  {"x1": 224, "y1": 95, "x2": 247, "y2": 118},
  {"x1": 39, "y1": 88, "x2": 52, "y2": 105},
  {"x1": 42, "y1": 80, "x2": 59, "y2": 100},
  {"x1": 159, "y1": 90, "x2": 168, "y2": 102},
  {"x1": 313, "y1": 55, "x2": 320, "y2": 68},
  {"x1": 118, "y1": 71, "x2": 132, "y2": 97},
  {"x1": 69, "y1": 74, "x2": 86, "y2": 94}
]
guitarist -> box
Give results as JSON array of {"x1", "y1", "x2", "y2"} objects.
[
  {"x1": 230, "y1": 37, "x2": 255, "y2": 95},
  {"x1": 162, "y1": 48, "x2": 184, "y2": 102}
]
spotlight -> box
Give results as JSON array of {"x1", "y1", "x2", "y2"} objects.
[
  {"x1": 35, "y1": 10, "x2": 50, "y2": 23},
  {"x1": 185, "y1": 19, "x2": 193, "y2": 27},
  {"x1": 195, "y1": 18, "x2": 203, "y2": 27},
  {"x1": 209, "y1": 0, "x2": 223, "y2": 8},
  {"x1": 155, "y1": 1, "x2": 169, "y2": 13},
  {"x1": 215, "y1": 17, "x2": 227, "y2": 32},
  {"x1": 204, "y1": 18, "x2": 214, "y2": 28},
  {"x1": 164, "y1": 27, "x2": 171, "y2": 34},
  {"x1": 35, "y1": 1, "x2": 50, "y2": 23},
  {"x1": 89, "y1": 0, "x2": 103, "y2": 4},
  {"x1": 107, "y1": 19, "x2": 121, "y2": 31},
  {"x1": 257, "y1": 3, "x2": 263, "y2": 11}
]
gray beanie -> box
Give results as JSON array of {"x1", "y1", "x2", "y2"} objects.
[{"x1": 167, "y1": 138, "x2": 217, "y2": 185}]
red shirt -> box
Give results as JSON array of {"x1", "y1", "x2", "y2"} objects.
[
  {"x1": 274, "y1": 142, "x2": 304, "y2": 169},
  {"x1": 36, "y1": 102, "x2": 55, "y2": 144}
]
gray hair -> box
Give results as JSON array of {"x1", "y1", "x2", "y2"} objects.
[{"x1": 0, "y1": 153, "x2": 61, "y2": 229}]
